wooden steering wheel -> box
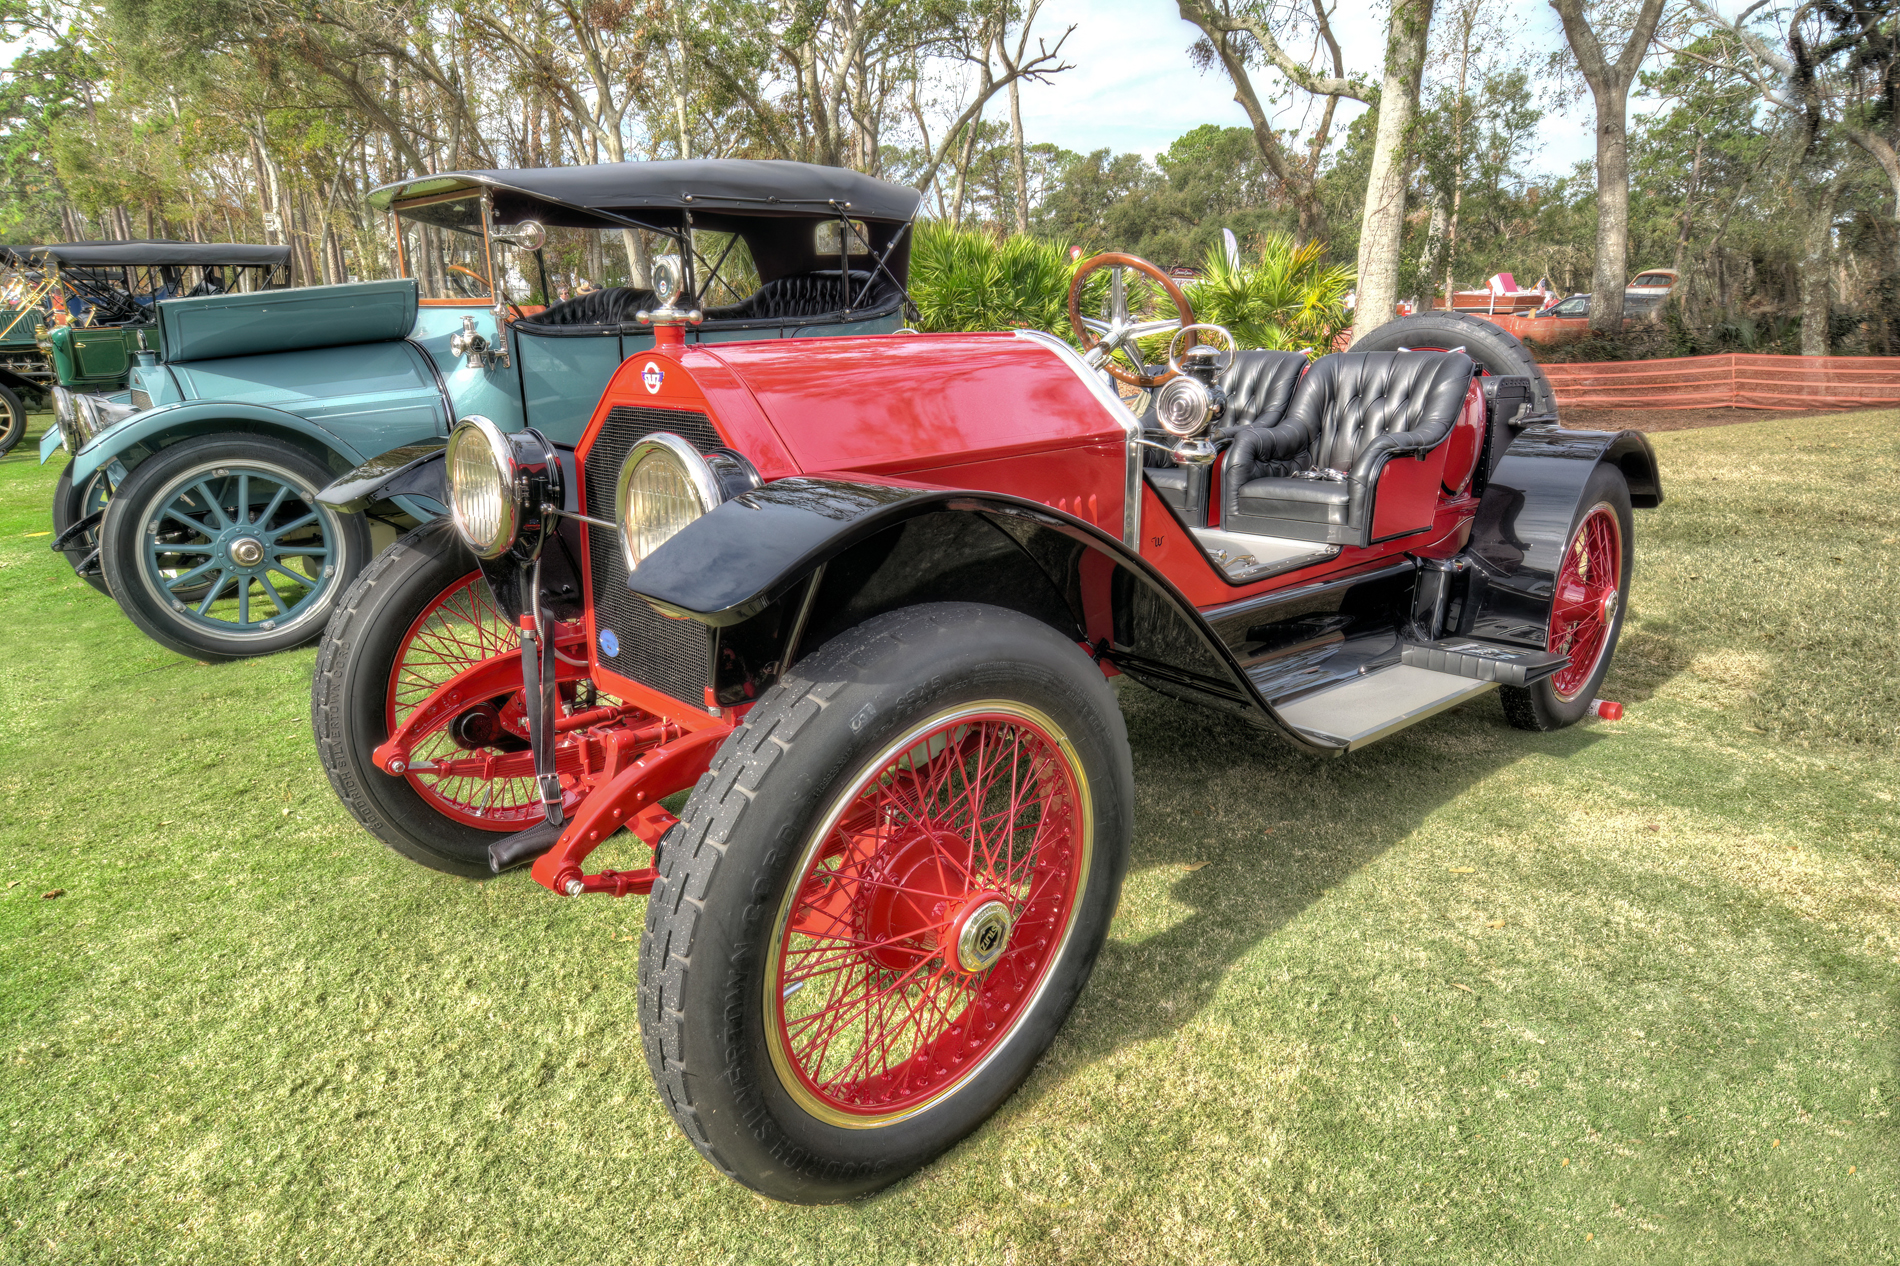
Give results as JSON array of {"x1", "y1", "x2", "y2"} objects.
[{"x1": 1067, "y1": 252, "x2": 1196, "y2": 388}]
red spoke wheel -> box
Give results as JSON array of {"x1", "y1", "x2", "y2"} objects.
[
  {"x1": 1545, "y1": 505, "x2": 1622, "y2": 701},
  {"x1": 387, "y1": 569, "x2": 584, "y2": 828},
  {"x1": 640, "y1": 603, "x2": 1132, "y2": 1203},
  {"x1": 313, "y1": 518, "x2": 598, "y2": 876},
  {"x1": 1501, "y1": 464, "x2": 1634, "y2": 731},
  {"x1": 767, "y1": 705, "x2": 1088, "y2": 1125}
]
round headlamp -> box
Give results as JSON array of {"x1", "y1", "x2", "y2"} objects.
[
  {"x1": 616, "y1": 433, "x2": 724, "y2": 571},
  {"x1": 1153, "y1": 374, "x2": 1214, "y2": 437},
  {"x1": 446, "y1": 414, "x2": 546, "y2": 560},
  {"x1": 51, "y1": 387, "x2": 75, "y2": 441}
]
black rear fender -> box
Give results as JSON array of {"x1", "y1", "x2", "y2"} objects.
[{"x1": 1458, "y1": 425, "x2": 1659, "y2": 647}]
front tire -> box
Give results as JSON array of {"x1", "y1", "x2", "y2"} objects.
[
  {"x1": 1500, "y1": 462, "x2": 1634, "y2": 730},
  {"x1": 639, "y1": 603, "x2": 1133, "y2": 1203},
  {"x1": 98, "y1": 436, "x2": 369, "y2": 660},
  {"x1": 313, "y1": 517, "x2": 579, "y2": 877}
]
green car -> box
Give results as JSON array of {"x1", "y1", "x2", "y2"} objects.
[
  {"x1": 0, "y1": 240, "x2": 289, "y2": 454},
  {"x1": 47, "y1": 159, "x2": 918, "y2": 662}
]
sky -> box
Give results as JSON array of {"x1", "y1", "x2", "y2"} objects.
[{"x1": 1012, "y1": 0, "x2": 1603, "y2": 178}]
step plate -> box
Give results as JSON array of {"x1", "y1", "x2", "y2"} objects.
[
  {"x1": 1278, "y1": 665, "x2": 1497, "y2": 751},
  {"x1": 1400, "y1": 638, "x2": 1567, "y2": 687}
]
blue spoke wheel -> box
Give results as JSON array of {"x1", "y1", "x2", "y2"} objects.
[{"x1": 99, "y1": 436, "x2": 371, "y2": 661}]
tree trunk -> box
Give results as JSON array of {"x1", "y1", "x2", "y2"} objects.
[
  {"x1": 1349, "y1": 0, "x2": 1435, "y2": 343},
  {"x1": 1009, "y1": 75, "x2": 1029, "y2": 234},
  {"x1": 1585, "y1": 80, "x2": 1633, "y2": 330},
  {"x1": 1799, "y1": 177, "x2": 1843, "y2": 356},
  {"x1": 1549, "y1": 0, "x2": 1666, "y2": 333}
]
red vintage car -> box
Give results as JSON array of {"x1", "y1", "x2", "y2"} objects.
[{"x1": 312, "y1": 254, "x2": 1660, "y2": 1203}]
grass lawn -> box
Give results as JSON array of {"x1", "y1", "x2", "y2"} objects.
[{"x1": 1, "y1": 412, "x2": 1896, "y2": 1264}]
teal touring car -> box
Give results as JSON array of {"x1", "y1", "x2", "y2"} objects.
[{"x1": 44, "y1": 159, "x2": 918, "y2": 660}]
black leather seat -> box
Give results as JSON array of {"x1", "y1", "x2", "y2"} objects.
[
  {"x1": 522, "y1": 286, "x2": 655, "y2": 328},
  {"x1": 1222, "y1": 350, "x2": 1473, "y2": 545},
  {"x1": 702, "y1": 270, "x2": 898, "y2": 322},
  {"x1": 1143, "y1": 350, "x2": 1307, "y2": 512}
]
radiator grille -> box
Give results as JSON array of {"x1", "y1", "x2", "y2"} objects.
[
  {"x1": 583, "y1": 406, "x2": 725, "y2": 705},
  {"x1": 130, "y1": 387, "x2": 152, "y2": 410}
]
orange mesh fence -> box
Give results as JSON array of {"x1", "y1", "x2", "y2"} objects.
[{"x1": 1541, "y1": 354, "x2": 1900, "y2": 410}]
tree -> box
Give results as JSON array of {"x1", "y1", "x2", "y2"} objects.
[
  {"x1": 1175, "y1": 0, "x2": 1363, "y2": 243},
  {"x1": 1349, "y1": 0, "x2": 1435, "y2": 343},
  {"x1": 1549, "y1": 0, "x2": 1669, "y2": 331}
]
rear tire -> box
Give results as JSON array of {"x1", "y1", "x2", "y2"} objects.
[
  {"x1": 0, "y1": 383, "x2": 25, "y2": 456},
  {"x1": 639, "y1": 603, "x2": 1133, "y2": 1203},
  {"x1": 1500, "y1": 463, "x2": 1633, "y2": 731},
  {"x1": 1351, "y1": 311, "x2": 1558, "y2": 419}
]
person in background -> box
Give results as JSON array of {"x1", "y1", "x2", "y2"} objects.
[{"x1": 575, "y1": 278, "x2": 598, "y2": 296}]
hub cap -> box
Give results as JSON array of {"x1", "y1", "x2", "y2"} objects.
[
  {"x1": 766, "y1": 703, "x2": 1092, "y2": 1128},
  {"x1": 954, "y1": 899, "x2": 1013, "y2": 974}
]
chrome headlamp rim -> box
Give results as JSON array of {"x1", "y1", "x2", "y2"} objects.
[
  {"x1": 615, "y1": 432, "x2": 723, "y2": 572},
  {"x1": 1153, "y1": 374, "x2": 1213, "y2": 438},
  {"x1": 445, "y1": 414, "x2": 519, "y2": 560},
  {"x1": 51, "y1": 386, "x2": 76, "y2": 446}
]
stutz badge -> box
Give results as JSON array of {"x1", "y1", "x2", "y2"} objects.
[{"x1": 641, "y1": 361, "x2": 664, "y2": 394}]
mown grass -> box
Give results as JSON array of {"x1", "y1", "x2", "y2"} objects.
[{"x1": 1, "y1": 413, "x2": 1896, "y2": 1264}]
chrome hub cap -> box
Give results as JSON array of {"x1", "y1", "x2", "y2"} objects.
[
  {"x1": 228, "y1": 536, "x2": 265, "y2": 567},
  {"x1": 1601, "y1": 586, "x2": 1619, "y2": 625},
  {"x1": 953, "y1": 898, "x2": 1013, "y2": 974}
]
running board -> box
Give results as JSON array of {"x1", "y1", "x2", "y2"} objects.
[{"x1": 1276, "y1": 665, "x2": 1497, "y2": 751}]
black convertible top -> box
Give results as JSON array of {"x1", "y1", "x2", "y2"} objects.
[
  {"x1": 367, "y1": 160, "x2": 921, "y2": 224},
  {"x1": 9, "y1": 240, "x2": 291, "y2": 268}
]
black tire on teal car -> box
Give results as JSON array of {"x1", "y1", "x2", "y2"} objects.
[
  {"x1": 52, "y1": 459, "x2": 112, "y2": 596},
  {"x1": 98, "y1": 435, "x2": 370, "y2": 661},
  {"x1": 0, "y1": 383, "x2": 26, "y2": 457}
]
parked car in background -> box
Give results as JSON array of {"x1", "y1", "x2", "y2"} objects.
[
  {"x1": 42, "y1": 159, "x2": 918, "y2": 661},
  {"x1": 310, "y1": 251, "x2": 1658, "y2": 1204},
  {"x1": 1481, "y1": 268, "x2": 1681, "y2": 343},
  {"x1": 0, "y1": 240, "x2": 287, "y2": 455}
]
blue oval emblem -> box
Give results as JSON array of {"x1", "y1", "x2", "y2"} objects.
[{"x1": 598, "y1": 629, "x2": 620, "y2": 657}]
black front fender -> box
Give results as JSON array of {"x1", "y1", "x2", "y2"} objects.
[
  {"x1": 626, "y1": 475, "x2": 1345, "y2": 754},
  {"x1": 316, "y1": 440, "x2": 448, "y2": 513}
]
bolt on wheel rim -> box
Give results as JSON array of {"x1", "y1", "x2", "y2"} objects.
[
  {"x1": 1546, "y1": 504, "x2": 1622, "y2": 700},
  {"x1": 140, "y1": 464, "x2": 338, "y2": 633},
  {"x1": 765, "y1": 702, "x2": 1093, "y2": 1128}
]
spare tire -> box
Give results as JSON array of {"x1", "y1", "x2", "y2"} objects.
[{"x1": 1350, "y1": 311, "x2": 1558, "y2": 419}]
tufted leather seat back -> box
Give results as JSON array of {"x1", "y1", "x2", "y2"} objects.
[
  {"x1": 703, "y1": 271, "x2": 899, "y2": 322},
  {"x1": 1290, "y1": 350, "x2": 1474, "y2": 471},
  {"x1": 526, "y1": 286, "x2": 654, "y2": 328},
  {"x1": 1217, "y1": 350, "x2": 1309, "y2": 435}
]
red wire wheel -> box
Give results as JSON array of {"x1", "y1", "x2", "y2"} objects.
[
  {"x1": 763, "y1": 702, "x2": 1092, "y2": 1127},
  {"x1": 1546, "y1": 504, "x2": 1623, "y2": 701},
  {"x1": 385, "y1": 570, "x2": 582, "y2": 829}
]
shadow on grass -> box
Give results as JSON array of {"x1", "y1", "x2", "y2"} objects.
[{"x1": 1033, "y1": 679, "x2": 1606, "y2": 1073}]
